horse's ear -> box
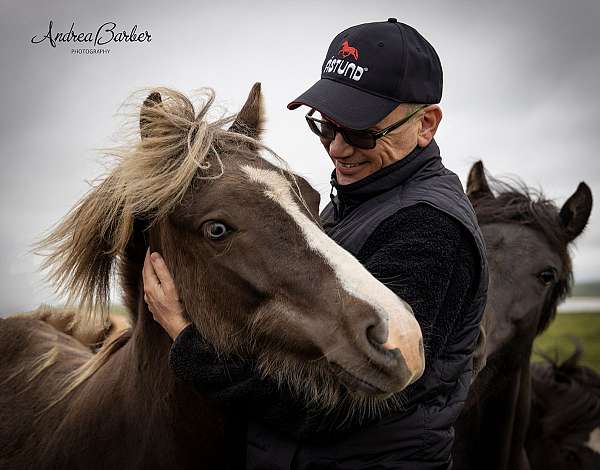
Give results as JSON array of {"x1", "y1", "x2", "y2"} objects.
[
  {"x1": 140, "y1": 91, "x2": 162, "y2": 139},
  {"x1": 229, "y1": 82, "x2": 265, "y2": 139},
  {"x1": 559, "y1": 182, "x2": 592, "y2": 242},
  {"x1": 466, "y1": 160, "x2": 493, "y2": 201}
]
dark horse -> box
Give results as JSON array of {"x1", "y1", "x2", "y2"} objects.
[
  {"x1": 453, "y1": 162, "x2": 593, "y2": 470},
  {"x1": 0, "y1": 83, "x2": 425, "y2": 469},
  {"x1": 527, "y1": 346, "x2": 600, "y2": 469}
]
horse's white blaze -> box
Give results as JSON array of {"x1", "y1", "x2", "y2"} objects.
[
  {"x1": 585, "y1": 427, "x2": 600, "y2": 455},
  {"x1": 242, "y1": 165, "x2": 423, "y2": 374}
]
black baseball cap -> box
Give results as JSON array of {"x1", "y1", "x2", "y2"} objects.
[{"x1": 288, "y1": 19, "x2": 443, "y2": 130}]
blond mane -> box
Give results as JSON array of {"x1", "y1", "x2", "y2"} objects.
[{"x1": 31, "y1": 87, "x2": 273, "y2": 328}]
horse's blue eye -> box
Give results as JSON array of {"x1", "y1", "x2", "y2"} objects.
[{"x1": 203, "y1": 221, "x2": 231, "y2": 241}]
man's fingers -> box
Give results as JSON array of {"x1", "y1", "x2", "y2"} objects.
[
  {"x1": 142, "y1": 248, "x2": 149, "y2": 286},
  {"x1": 143, "y1": 248, "x2": 162, "y2": 293},
  {"x1": 142, "y1": 248, "x2": 152, "y2": 287},
  {"x1": 150, "y1": 252, "x2": 177, "y2": 296}
]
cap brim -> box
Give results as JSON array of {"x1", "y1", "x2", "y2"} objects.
[{"x1": 287, "y1": 78, "x2": 399, "y2": 130}]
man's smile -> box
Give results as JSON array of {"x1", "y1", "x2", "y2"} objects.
[
  {"x1": 334, "y1": 159, "x2": 372, "y2": 183},
  {"x1": 336, "y1": 160, "x2": 368, "y2": 170},
  {"x1": 338, "y1": 161, "x2": 365, "y2": 168}
]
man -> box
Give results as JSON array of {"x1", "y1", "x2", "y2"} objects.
[{"x1": 143, "y1": 19, "x2": 488, "y2": 469}]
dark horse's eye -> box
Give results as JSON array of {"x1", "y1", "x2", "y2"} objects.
[
  {"x1": 202, "y1": 221, "x2": 232, "y2": 241},
  {"x1": 537, "y1": 267, "x2": 558, "y2": 286}
]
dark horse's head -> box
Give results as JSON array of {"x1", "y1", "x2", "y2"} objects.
[
  {"x1": 453, "y1": 163, "x2": 593, "y2": 470},
  {"x1": 36, "y1": 83, "x2": 424, "y2": 409},
  {"x1": 467, "y1": 162, "x2": 592, "y2": 368},
  {"x1": 527, "y1": 347, "x2": 600, "y2": 469}
]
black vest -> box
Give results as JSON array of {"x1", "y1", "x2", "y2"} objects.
[{"x1": 246, "y1": 140, "x2": 488, "y2": 469}]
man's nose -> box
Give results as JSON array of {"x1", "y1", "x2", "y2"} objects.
[{"x1": 328, "y1": 132, "x2": 354, "y2": 159}]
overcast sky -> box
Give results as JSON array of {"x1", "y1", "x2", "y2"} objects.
[{"x1": 1, "y1": 0, "x2": 598, "y2": 314}]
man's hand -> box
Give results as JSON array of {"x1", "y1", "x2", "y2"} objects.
[{"x1": 142, "y1": 248, "x2": 191, "y2": 340}]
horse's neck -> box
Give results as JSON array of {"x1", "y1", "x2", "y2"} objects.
[
  {"x1": 475, "y1": 346, "x2": 534, "y2": 470},
  {"x1": 129, "y1": 293, "x2": 174, "y2": 376},
  {"x1": 122, "y1": 295, "x2": 226, "y2": 463},
  {"x1": 487, "y1": 365, "x2": 531, "y2": 469},
  {"x1": 118, "y1": 218, "x2": 153, "y2": 323},
  {"x1": 114, "y1": 229, "x2": 179, "y2": 390},
  {"x1": 47, "y1": 289, "x2": 225, "y2": 468},
  {"x1": 113, "y1": 237, "x2": 207, "y2": 425},
  {"x1": 76, "y1": 297, "x2": 178, "y2": 424},
  {"x1": 482, "y1": 334, "x2": 535, "y2": 429}
]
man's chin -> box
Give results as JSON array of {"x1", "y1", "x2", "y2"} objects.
[{"x1": 335, "y1": 167, "x2": 369, "y2": 185}]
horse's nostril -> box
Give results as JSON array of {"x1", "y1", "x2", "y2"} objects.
[{"x1": 366, "y1": 322, "x2": 388, "y2": 347}]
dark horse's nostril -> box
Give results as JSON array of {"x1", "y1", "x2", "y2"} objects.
[{"x1": 366, "y1": 322, "x2": 388, "y2": 347}]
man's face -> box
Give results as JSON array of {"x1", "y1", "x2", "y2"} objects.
[{"x1": 319, "y1": 104, "x2": 424, "y2": 185}]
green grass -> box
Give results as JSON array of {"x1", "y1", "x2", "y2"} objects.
[
  {"x1": 533, "y1": 312, "x2": 600, "y2": 371},
  {"x1": 572, "y1": 281, "x2": 600, "y2": 297}
]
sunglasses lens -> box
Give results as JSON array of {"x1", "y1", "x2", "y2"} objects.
[
  {"x1": 306, "y1": 114, "x2": 376, "y2": 149},
  {"x1": 308, "y1": 119, "x2": 336, "y2": 140},
  {"x1": 344, "y1": 131, "x2": 376, "y2": 149}
]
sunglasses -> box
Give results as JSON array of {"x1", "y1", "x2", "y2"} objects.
[{"x1": 305, "y1": 105, "x2": 427, "y2": 150}]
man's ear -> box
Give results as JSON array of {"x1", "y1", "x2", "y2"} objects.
[
  {"x1": 140, "y1": 91, "x2": 162, "y2": 140},
  {"x1": 229, "y1": 82, "x2": 265, "y2": 140},
  {"x1": 416, "y1": 105, "x2": 442, "y2": 148}
]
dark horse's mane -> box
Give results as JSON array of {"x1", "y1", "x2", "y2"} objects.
[
  {"x1": 472, "y1": 176, "x2": 573, "y2": 333},
  {"x1": 531, "y1": 346, "x2": 600, "y2": 436}
]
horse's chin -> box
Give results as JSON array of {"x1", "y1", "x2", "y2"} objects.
[{"x1": 329, "y1": 362, "x2": 395, "y2": 400}]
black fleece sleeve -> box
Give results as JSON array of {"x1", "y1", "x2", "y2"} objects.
[
  {"x1": 169, "y1": 324, "x2": 275, "y2": 405},
  {"x1": 357, "y1": 203, "x2": 478, "y2": 363},
  {"x1": 168, "y1": 325, "x2": 309, "y2": 437}
]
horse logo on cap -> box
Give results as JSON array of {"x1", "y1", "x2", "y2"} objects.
[{"x1": 339, "y1": 40, "x2": 359, "y2": 60}]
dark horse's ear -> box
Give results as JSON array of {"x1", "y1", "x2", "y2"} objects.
[
  {"x1": 466, "y1": 160, "x2": 493, "y2": 201},
  {"x1": 140, "y1": 91, "x2": 162, "y2": 140},
  {"x1": 229, "y1": 82, "x2": 265, "y2": 140},
  {"x1": 559, "y1": 182, "x2": 592, "y2": 242}
]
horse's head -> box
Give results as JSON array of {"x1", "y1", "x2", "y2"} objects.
[
  {"x1": 35, "y1": 84, "x2": 424, "y2": 410},
  {"x1": 137, "y1": 83, "x2": 424, "y2": 405},
  {"x1": 467, "y1": 161, "x2": 592, "y2": 363}
]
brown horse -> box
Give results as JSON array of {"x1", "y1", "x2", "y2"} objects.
[
  {"x1": 0, "y1": 83, "x2": 424, "y2": 469},
  {"x1": 453, "y1": 162, "x2": 593, "y2": 470}
]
